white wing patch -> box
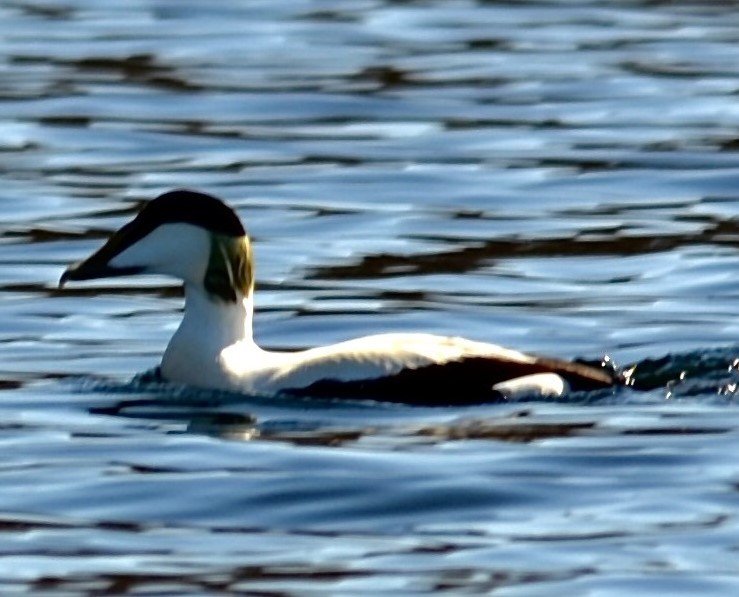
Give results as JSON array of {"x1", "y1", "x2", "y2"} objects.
[{"x1": 493, "y1": 373, "x2": 567, "y2": 399}]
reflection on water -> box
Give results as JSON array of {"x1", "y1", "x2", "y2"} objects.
[{"x1": 2, "y1": 0, "x2": 739, "y2": 594}]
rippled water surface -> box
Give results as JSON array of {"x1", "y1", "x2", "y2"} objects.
[{"x1": 3, "y1": 0, "x2": 739, "y2": 593}]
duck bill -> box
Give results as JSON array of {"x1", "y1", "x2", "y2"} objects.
[
  {"x1": 59, "y1": 226, "x2": 144, "y2": 287},
  {"x1": 59, "y1": 261, "x2": 144, "y2": 287}
]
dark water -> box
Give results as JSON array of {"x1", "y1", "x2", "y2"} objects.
[{"x1": 2, "y1": 0, "x2": 739, "y2": 593}]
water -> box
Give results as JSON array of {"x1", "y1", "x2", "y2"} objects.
[{"x1": 2, "y1": 0, "x2": 739, "y2": 593}]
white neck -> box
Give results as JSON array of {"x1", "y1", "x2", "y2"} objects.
[{"x1": 161, "y1": 283, "x2": 258, "y2": 385}]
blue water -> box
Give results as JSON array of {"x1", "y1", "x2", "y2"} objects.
[{"x1": 2, "y1": 0, "x2": 739, "y2": 593}]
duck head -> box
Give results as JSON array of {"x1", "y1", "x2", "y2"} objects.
[{"x1": 60, "y1": 189, "x2": 253, "y2": 303}]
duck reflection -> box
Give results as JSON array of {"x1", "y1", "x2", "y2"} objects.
[{"x1": 90, "y1": 395, "x2": 259, "y2": 441}]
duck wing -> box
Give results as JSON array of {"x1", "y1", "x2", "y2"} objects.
[{"x1": 270, "y1": 334, "x2": 616, "y2": 405}]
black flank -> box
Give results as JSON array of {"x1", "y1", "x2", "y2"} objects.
[{"x1": 282, "y1": 355, "x2": 617, "y2": 406}]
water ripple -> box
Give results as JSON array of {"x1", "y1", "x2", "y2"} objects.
[{"x1": 2, "y1": 0, "x2": 739, "y2": 594}]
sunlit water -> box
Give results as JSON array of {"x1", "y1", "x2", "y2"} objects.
[{"x1": 2, "y1": 0, "x2": 739, "y2": 594}]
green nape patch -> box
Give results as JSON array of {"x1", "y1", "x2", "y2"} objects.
[{"x1": 204, "y1": 234, "x2": 253, "y2": 302}]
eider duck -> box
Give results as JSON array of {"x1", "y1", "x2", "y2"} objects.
[{"x1": 60, "y1": 190, "x2": 617, "y2": 404}]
